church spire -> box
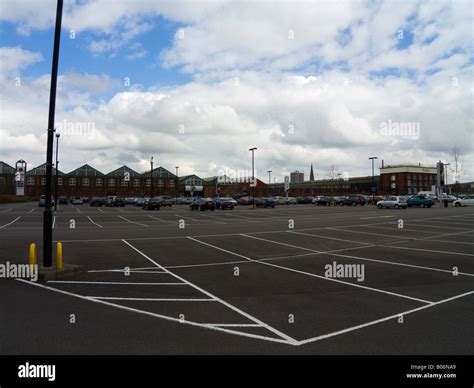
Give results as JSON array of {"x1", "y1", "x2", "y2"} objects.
[{"x1": 310, "y1": 163, "x2": 314, "y2": 181}]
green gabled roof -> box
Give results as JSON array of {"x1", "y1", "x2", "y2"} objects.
[
  {"x1": 0, "y1": 161, "x2": 15, "y2": 174},
  {"x1": 67, "y1": 164, "x2": 104, "y2": 177},
  {"x1": 26, "y1": 163, "x2": 65, "y2": 176},
  {"x1": 178, "y1": 174, "x2": 213, "y2": 185},
  {"x1": 106, "y1": 165, "x2": 141, "y2": 177},
  {"x1": 141, "y1": 166, "x2": 176, "y2": 179}
]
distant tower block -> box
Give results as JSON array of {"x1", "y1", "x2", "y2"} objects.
[{"x1": 310, "y1": 163, "x2": 314, "y2": 181}]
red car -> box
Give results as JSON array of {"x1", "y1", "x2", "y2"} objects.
[{"x1": 190, "y1": 198, "x2": 216, "y2": 211}]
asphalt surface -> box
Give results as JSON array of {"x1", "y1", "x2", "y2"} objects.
[{"x1": 0, "y1": 201, "x2": 473, "y2": 354}]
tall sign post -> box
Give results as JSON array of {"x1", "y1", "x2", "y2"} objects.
[
  {"x1": 43, "y1": 0, "x2": 63, "y2": 267},
  {"x1": 15, "y1": 160, "x2": 27, "y2": 197}
]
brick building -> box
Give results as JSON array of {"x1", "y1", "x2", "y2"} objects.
[
  {"x1": 0, "y1": 162, "x2": 16, "y2": 195},
  {"x1": 380, "y1": 164, "x2": 437, "y2": 195},
  {"x1": 0, "y1": 160, "x2": 441, "y2": 200}
]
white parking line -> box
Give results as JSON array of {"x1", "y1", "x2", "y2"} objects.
[
  {"x1": 48, "y1": 281, "x2": 186, "y2": 285},
  {"x1": 87, "y1": 297, "x2": 216, "y2": 302},
  {"x1": 87, "y1": 269, "x2": 168, "y2": 274},
  {"x1": 52, "y1": 216, "x2": 56, "y2": 229},
  {"x1": 119, "y1": 216, "x2": 149, "y2": 227},
  {"x1": 289, "y1": 230, "x2": 374, "y2": 246},
  {"x1": 0, "y1": 216, "x2": 21, "y2": 229},
  {"x1": 0, "y1": 208, "x2": 12, "y2": 213},
  {"x1": 122, "y1": 239, "x2": 297, "y2": 344},
  {"x1": 381, "y1": 245, "x2": 474, "y2": 257},
  {"x1": 360, "y1": 215, "x2": 396, "y2": 220},
  {"x1": 27, "y1": 208, "x2": 35, "y2": 214},
  {"x1": 76, "y1": 207, "x2": 82, "y2": 213},
  {"x1": 296, "y1": 291, "x2": 474, "y2": 346},
  {"x1": 97, "y1": 208, "x2": 104, "y2": 213},
  {"x1": 240, "y1": 234, "x2": 474, "y2": 277},
  {"x1": 205, "y1": 323, "x2": 262, "y2": 327},
  {"x1": 147, "y1": 215, "x2": 174, "y2": 223},
  {"x1": 16, "y1": 279, "x2": 291, "y2": 346},
  {"x1": 87, "y1": 216, "x2": 103, "y2": 228},
  {"x1": 175, "y1": 214, "x2": 201, "y2": 221},
  {"x1": 407, "y1": 223, "x2": 470, "y2": 231},
  {"x1": 189, "y1": 236, "x2": 432, "y2": 304}
]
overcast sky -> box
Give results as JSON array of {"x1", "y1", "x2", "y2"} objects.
[{"x1": 0, "y1": 0, "x2": 472, "y2": 182}]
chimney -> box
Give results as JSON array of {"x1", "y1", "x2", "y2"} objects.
[{"x1": 381, "y1": 160, "x2": 384, "y2": 168}]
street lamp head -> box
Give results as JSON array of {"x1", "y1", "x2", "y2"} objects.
[
  {"x1": 55, "y1": 133, "x2": 60, "y2": 138},
  {"x1": 368, "y1": 156, "x2": 378, "y2": 160},
  {"x1": 249, "y1": 147, "x2": 257, "y2": 151}
]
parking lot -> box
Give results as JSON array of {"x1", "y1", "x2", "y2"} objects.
[{"x1": 0, "y1": 202, "x2": 473, "y2": 354}]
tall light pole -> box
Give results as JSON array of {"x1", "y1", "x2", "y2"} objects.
[
  {"x1": 444, "y1": 163, "x2": 450, "y2": 195},
  {"x1": 43, "y1": 0, "x2": 63, "y2": 267},
  {"x1": 368, "y1": 156, "x2": 378, "y2": 204},
  {"x1": 249, "y1": 147, "x2": 257, "y2": 208},
  {"x1": 150, "y1": 156, "x2": 154, "y2": 198},
  {"x1": 175, "y1": 166, "x2": 179, "y2": 199},
  {"x1": 267, "y1": 170, "x2": 272, "y2": 196},
  {"x1": 54, "y1": 133, "x2": 60, "y2": 211}
]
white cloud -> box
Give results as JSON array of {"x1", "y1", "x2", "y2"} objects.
[{"x1": 0, "y1": 46, "x2": 43, "y2": 77}]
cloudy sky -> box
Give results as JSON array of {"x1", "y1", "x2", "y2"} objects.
[{"x1": 0, "y1": 0, "x2": 472, "y2": 182}]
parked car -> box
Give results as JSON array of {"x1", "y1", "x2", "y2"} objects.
[
  {"x1": 58, "y1": 196, "x2": 68, "y2": 204},
  {"x1": 439, "y1": 194, "x2": 458, "y2": 203},
  {"x1": 38, "y1": 195, "x2": 55, "y2": 207},
  {"x1": 155, "y1": 195, "x2": 174, "y2": 207},
  {"x1": 190, "y1": 197, "x2": 216, "y2": 211},
  {"x1": 125, "y1": 197, "x2": 136, "y2": 205},
  {"x1": 284, "y1": 197, "x2": 297, "y2": 205},
  {"x1": 254, "y1": 197, "x2": 276, "y2": 208},
  {"x1": 133, "y1": 197, "x2": 146, "y2": 207},
  {"x1": 340, "y1": 194, "x2": 366, "y2": 206},
  {"x1": 89, "y1": 197, "x2": 103, "y2": 207},
  {"x1": 72, "y1": 196, "x2": 83, "y2": 205},
  {"x1": 90, "y1": 197, "x2": 104, "y2": 207},
  {"x1": 237, "y1": 196, "x2": 252, "y2": 205},
  {"x1": 111, "y1": 197, "x2": 126, "y2": 207},
  {"x1": 453, "y1": 195, "x2": 474, "y2": 207},
  {"x1": 377, "y1": 196, "x2": 407, "y2": 209},
  {"x1": 143, "y1": 198, "x2": 161, "y2": 210},
  {"x1": 315, "y1": 196, "x2": 333, "y2": 206},
  {"x1": 268, "y1": 196, "x2": 285, "y2": 205},
  {"x1": 81, "y1": 197, "x2": 90, "y2": 203},
  {"x1": 333, "y1": 196, "x2": 346, "y2": 205},
  {"x1": 406, "y1": 195, "x2": 433, "y2": 208},
  {"x1": 214, "y1": 197, "x2": 237, "y2": 210}
]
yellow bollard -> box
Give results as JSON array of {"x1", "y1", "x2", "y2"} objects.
[
  {"x1": 28, "y1": 243, "x2": 37, "y2": 267},
  {"x1": 56, "y1": 242, "x2": 63, "y2": 270}
]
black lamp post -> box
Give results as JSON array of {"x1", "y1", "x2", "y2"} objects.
[
  {"x1": 150, "y1": 156, "x2": 154, "y2": 198},
  {"x1": 175, "y1": 166, "x2": 179, "y2": 199},
  {"x1": 267, "y1": 170, "x2": 272, "y2": 196},
  {"x1": 369, "y1": 156, "x2": 378, "y2": 204},
  {"x1": 249, "y1": 147, "x2": 257, "y2": 208},
  {"x1": 43, "y1": 0, "x2": 63, "y2": 267},
  {"x1": 54, "y1": 133, "x2": 60, "y2": 211}
]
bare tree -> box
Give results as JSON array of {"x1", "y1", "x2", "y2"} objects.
[
  {"x1": 327, "y1": 165, "x2": 339, "y2": 195},
  {"x1": 450, "y1": 146, "x2": 463, "y2": 183}
]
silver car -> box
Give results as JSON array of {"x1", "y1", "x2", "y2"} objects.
[
  {"x1": 377, "y1": 196, "x2": 407, "y2": 209},
  {"x1": 38, "y1": 195, "x2": 55, "y2": 207}
]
